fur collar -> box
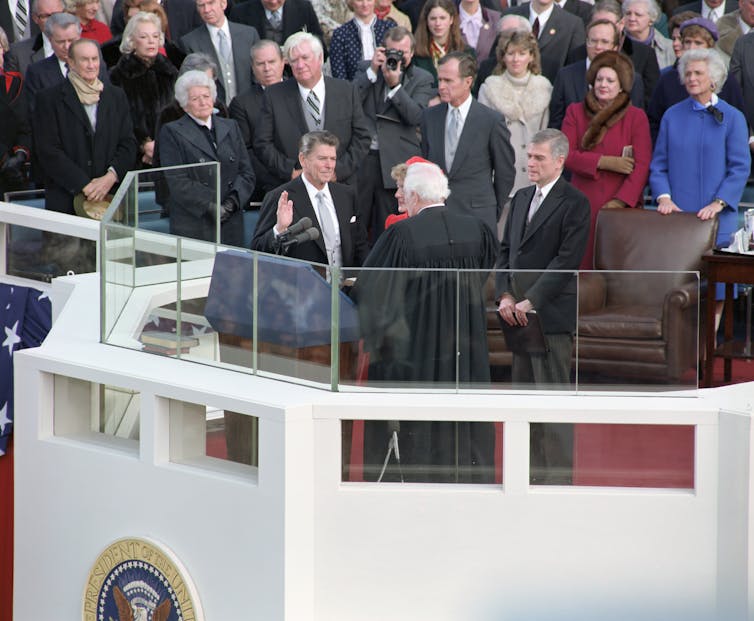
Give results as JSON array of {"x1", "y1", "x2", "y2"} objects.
[
  {"x1": 113, "y1": 52, "x2": 177, "y2": 81},
  {"x1": 580, "y1": 89, "x2": 630, "y2": 151},
  {"x1": 480, "y1": 72, "x2": 552, "y2": 122}
]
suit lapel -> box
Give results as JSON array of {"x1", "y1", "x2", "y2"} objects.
[
  {"x1": 515, "y1": 186, "x2": 536, "y2": 244},
  {"x1": 449, "y1": 100, "x2": 477, "y2": 176},
  {"x1": 522, "y1": 177, "x2": 565, "y2": 243},
  {"x1": 536, "y1": 7, "x2": 563, "y2": 50},
  {"x1": 62, "y1": 81, "x2": 94, "y2": 133},
  {"x1": 284, "y1": 79, "x2": 309, "y2": 135},
  {"x1": 178, "y1": 115, "x2": 218, "y2": 158},
  {"x1": 290, "y1": 177, "x2": 327, "y2": 256}
]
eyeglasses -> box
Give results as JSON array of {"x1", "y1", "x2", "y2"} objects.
[
  {"x1": 586, "y1": 37, "x2": 614, "y2": 47},
  {"x1": 34, "y1": 11, "x2": 56, "y2": 19}
]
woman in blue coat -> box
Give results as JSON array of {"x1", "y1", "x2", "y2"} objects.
[{"x1": 650, "y1": 47, "x2": 750, "y2": 324}]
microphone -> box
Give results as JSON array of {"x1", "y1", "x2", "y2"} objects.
[
  {"x1": 280, "y1": 216, "x2": 312, "y2": 239},
  {"x1": 281, "y1": 227, "x2": 320, "y2": 249}
]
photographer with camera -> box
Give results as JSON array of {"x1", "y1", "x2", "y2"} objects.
[{"x1": 353, "y1": 25, "x2": 434, "y2": 242}]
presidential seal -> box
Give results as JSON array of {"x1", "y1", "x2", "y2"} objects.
[{"x1": 83, "y1": 537, "x2": 203, "y2": 621}]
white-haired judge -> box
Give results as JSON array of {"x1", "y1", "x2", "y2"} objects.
[
  {"x1": 353, "y1": 160, "x2": 499, "y2": 482},
  {"x1": 158, "y1": 69, "x2": 254, "y2": 245}
]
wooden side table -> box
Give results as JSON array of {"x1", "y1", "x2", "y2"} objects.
[{"x1": 701, "y1": 252, "x2": 754, "y2": 387}]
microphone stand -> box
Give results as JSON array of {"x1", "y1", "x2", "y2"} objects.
[{"x1": 377, "y1": 429, "x2": 404, "y2": 483}]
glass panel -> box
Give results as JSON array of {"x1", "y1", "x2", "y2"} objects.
[
  {"x1": 103, "y1": 163, "x2": 221, "y2": 242},
  {"x1": 575, "y1": 270, "x2": 700, "y2": 392},
  {"x1": 341, "y1": 266, "x2": 462, "y2": 390},
  {"x1": 102, "y1": 222, "x2": 134, "y2": 343},
  {"x1": 201, "y1": 247, "x2": 341, "y2": 384},
  {"x1": 530, "y1": 422, "x2": 695, "y2": 488},
  {"x1": 341, "y1": 419, "x2": 502, "y2": 484},
  {"x1": 7, "y1": 225, "x2": 95, "y2": 282}
]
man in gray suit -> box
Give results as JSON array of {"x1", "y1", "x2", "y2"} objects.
[
  {"x1": 4, "y1": 0, "x2": 62, "y2": 75},
  {"x1": 353, "y1": 25, "x2": 434, "y2": 240},
  {"x1": 716, "y1": 0, "x2": 754, "y2": 56},
  {"x1": 180, "y1": 0, "x2": 260, "y2": 105},
  {"x1": 729, "y1": 30, "x2": 754, "y2": 163},
  {"x1": 420, "y1": 51, "x2": 515, "y2": 235}
]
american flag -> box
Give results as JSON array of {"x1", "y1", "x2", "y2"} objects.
[{"x1": 0, "y1": 283, "x2": 51, "y2": 456}]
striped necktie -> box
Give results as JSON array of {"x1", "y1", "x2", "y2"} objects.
[
  {"x1": 14, "y1": 0, "x2": 28, "y2": 40},
  {"x1": 306, "y1": 89, "x2": 321, "y2": 127}
]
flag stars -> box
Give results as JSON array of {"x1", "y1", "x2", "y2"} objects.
[
  {"x1": 2, "y1": 321, "x2": 20, "y2": 356},
  {"x1": 0, "y1": 404, "x2": 11, "y2": 434}
]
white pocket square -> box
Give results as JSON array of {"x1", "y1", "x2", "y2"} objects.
[{"x1": 349, "y1": 215, "x2": 356, "y2": 223}]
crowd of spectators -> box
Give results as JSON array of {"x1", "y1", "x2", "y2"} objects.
[{"x1": 0, "y1": 0, "x2": 752, "y2": 259}]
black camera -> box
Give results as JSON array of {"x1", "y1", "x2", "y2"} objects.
[{"x1": 385, "y1": 48, "x2": 404, "y2": 71}]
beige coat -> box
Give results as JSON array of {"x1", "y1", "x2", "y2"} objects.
[{"x1": 478, "y1": 71, "x2": 552, "y2": 195}]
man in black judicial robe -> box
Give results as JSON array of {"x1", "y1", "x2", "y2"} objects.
[{"x1": 352, "y1": 161, "x2": 498, "y2": 483}]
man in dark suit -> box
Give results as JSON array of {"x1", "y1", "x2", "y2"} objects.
[
  {"x1": 25, "y1": 12, "x2": 109, "y2": 108},
  {"x1": 673, "y1": 0, "x2": 736, "y2": 21},
  {"x1": 4, "y1": 0, "x2": 61, "y2": 74},
  {"x1": 497, "y1": 129, "x2": 589, "y2": 483},
  {"x1": 252, "y1": 130, "x2": 369, "y2": 267},
  {"x1": 32, "y1": 38, "x2": 137, "y2": 214},
  {"x1": 503, "y1": 0, "x2": 586, "y2": 82},
  {"x1": 729, "y1": 31, "x2": 754, "y2": 160},
  {"x1": 228, "y1": 0, "x2": 324, "y2": 51},
  {"x1": 180, "y1": 0, "x2": 259, "y2": 104},
  {"x1": 497, "y1": 128, "x2": 589, "y2": 385},
  {"x1": 254, "y1": 31, "x2": 371, "y2": 187},
  {"x1": 557, "y1": 0, "x2": 592, "y2": 26},
  {"x1": 566, "y1": 0, "x2": 660, "y2": 109},
  {"x1": 549, "y1": 19, "x2": 643, "y2": 129},
  {"x1": 353, "y1": 25, "x2": 434, "y2": 239},
  {"x1": 229, "y1": 39, "x2": 286, "y2": 203},
  {"x1": 109, "y1": 0, "x2": 202, "y2": 39},
  {"x1": 421, "y1": 51, "x2": 514, "y2": 235}
]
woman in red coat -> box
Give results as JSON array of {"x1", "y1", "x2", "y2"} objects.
[{"x1": 562, "y1": 50, "x2": 651, "y2": 270}]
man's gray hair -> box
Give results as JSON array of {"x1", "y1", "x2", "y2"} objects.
[
  {"x1": 251, "y1": 38, "x2": 283, "y2": 60},
  {"x1": 120, "y1": 11, "x2": 164, "y2": 54},
  {"x1": 498, "y1": 14, "x2": 531, "y2": 33},
  {"x1": 45, "y1": 11, "x2": 80, "y2": 36},
  {"x1": 174, "y1": 69, "x2": 217, "y2": 108},
  {"x1": 403, "y1": 162, "x2": 450, "y2": 204},
  {"x1": 531, "y1": 129, "x2": 570, "y2": 159},
  {"x1": 179, "y1": 52, "x2": 218, "y2": 78},
  {"x1": 592, "y1": 0, "x2": 622, "y2": 20},
  {"x1": 678, "y1": 47, "x2": 727, "y2": 93},
  {"x1": 0, "y1": 27, "x2": 8, "y2": 52},
  {"x1": 622, "y1": 0, "x2": 661, "y2": 24},
  {"x1": 282, "y1": 31, "x2": 323, "y2": 62},
  {"x1": 299, "y1": 130, "x2": 340, "y2": 156},
  {"x1": 32, "y1": 0, "x2": 63, "y2": 15}
]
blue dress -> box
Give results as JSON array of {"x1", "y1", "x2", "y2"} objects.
[{"x1": 650, "y1": 95, "x2": 751, "y2": 298}]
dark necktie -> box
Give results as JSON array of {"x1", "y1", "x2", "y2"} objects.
[
  {"x1": 532, "y1": 16, "x2": 540, "y2": 38},
  {"x1": 199, "y1": 124, "x2": 217, "y2": 152}
]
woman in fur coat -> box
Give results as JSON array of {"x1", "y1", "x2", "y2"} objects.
[
  {"x1": 478, "y1": 30, "x2": 551, "y2": 199},
  {"x1": 110, "y1": 11, "x2": 178, "y2": 167},
  {"x1": 561, "y1": 50, "x2": 651, "y2": 270}
]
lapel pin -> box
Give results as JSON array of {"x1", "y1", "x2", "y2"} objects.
[
  {"x1": 483, "y1": 23, "x2": 489, "y2": 29},
  {"x1": 549, "y1": 28, "x2": 556, "y2": 35}
]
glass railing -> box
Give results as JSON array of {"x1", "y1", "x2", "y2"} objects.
[{"x1": 101, "y1": 166, "x2": 701, "y2": 394}]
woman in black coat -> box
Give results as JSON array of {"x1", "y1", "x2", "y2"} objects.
[
  {"x1": 0, "y1": 27, "x2": 30, "y2": 196},
  {"x1": 158, "y1": 70, "x2": 254, "y2": 246},
  {"x1": 110, "y1": 11, "x2": 178, "y2": 167}
]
